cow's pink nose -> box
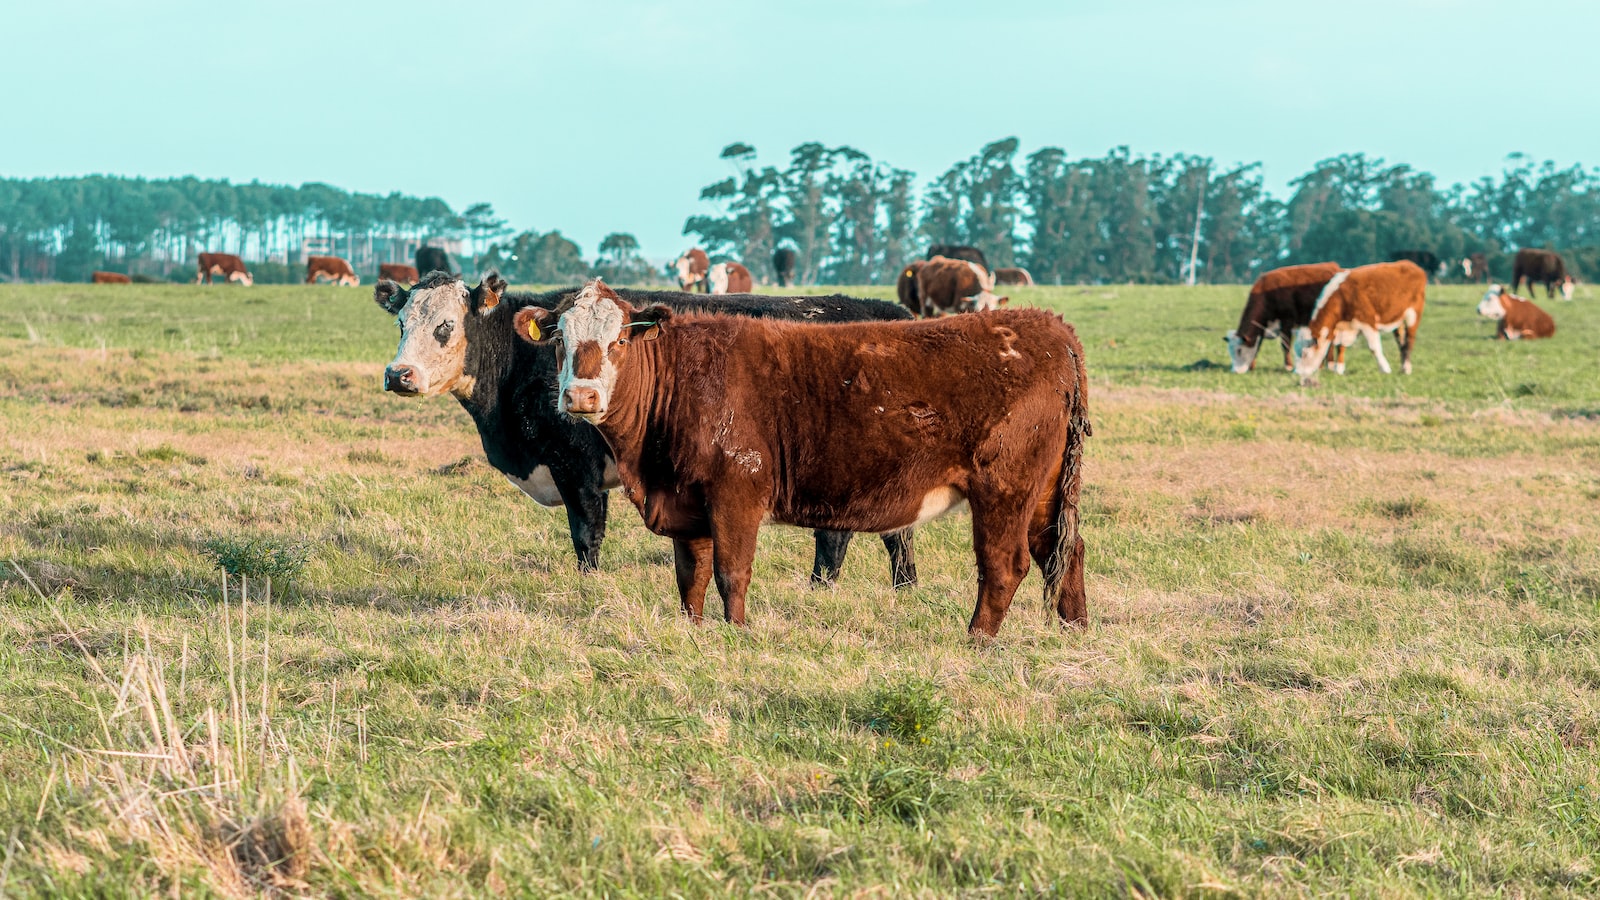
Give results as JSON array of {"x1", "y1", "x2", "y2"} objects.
[{"x1": 564, "y1": 386, "x2": 600, "y2": 414}]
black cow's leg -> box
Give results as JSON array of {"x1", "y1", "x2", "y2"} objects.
[
  {"x1": 881, "y1": 528, "x2": 918, "y2": 589},
  {"x1": 551, "y1": 467, "x2": 608, "y2": 571},
  {"x1": 811, "y1": 530, "x2": 853, "y2": 586}
]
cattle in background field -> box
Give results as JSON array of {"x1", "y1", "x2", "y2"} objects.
[
  {"x1": 380, "y1": 263, "x2": 420, "y2": 284},
  {"x1": 1292, "y1": 260, "x2": 1426, "y2": 383},
  {"x1": 772, "y1": 247, "x2": 797, "y2": 286},
  {"x1": 1512, "y1": 248, "x2": 1574, "y2": 300},
  {"x1": 927, "y1": 243, "x2": 989, "y2": 273},
  {"x1": 709, "y1": 261, "x2": 754, "y2": 294},
  {"x1": 1478, "y1": 285, "x2": 1556, "y2": 340},
  {"x1": 674, "y1": 248, "x2": 710, "y2": 292},
  {"x1": 915, "y1": 256, "x2": 1006, "y2": 316},
  {"x1": 519, "y1": 280, "x2": 1091, "y2": 636},
  {"x1": 91, "y1": 271, "x2": 131, "y2": 284},
  {"x1": 994, "y1": 267, "x2": 1034, "y2": 286},
  {"x1": 375, "y1": 271, "x2": 919, "y2": 586},
  {"x1": 1461, "y1": 253, "x2": 1490, "y2": 284},
  {"x1": 415, "y1": 246, "x2": 455, "y2": 277},
  {"x1": 306, "y1": 255, "x2": 359, "y2": 286},
  {"x1": 896, "y1": 260, "x2": 926, "y2": 316},
  {"x1": 1388, "y1": 250, "x2": 1443, "y2": 281},
  {"x1": 1225, "y1": 261, "x2": 1342, "y2": 373},
  {"x1": 195, "y1": 253, "x2": 252, "y2": 286}
]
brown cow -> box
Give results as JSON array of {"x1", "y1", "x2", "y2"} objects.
[
  {"x1": 1512, "y1": 248, "x2": 1574, "y2": 300},
  {"x1": 994, "y1": 266, "x2": 1034, "y2": 286},
  {"x1": 1292, "y1": 260, "x2": 1426, "y2": 383},
  {"x1": 914, "y1": 256, "x2": 1007, "y2": 316},
  {"x1": 380, "y1": 263, "x2": 420, "y2": 284},
  {"x1": 306, "y1": 255, "x2": 359, "y2": 286},
  {"x1": 195, "y1": 253, "x2": 253, "y2": 286},
  {"x1": 1478, "y1": 285, "x2": 1556, "y2": 340},
  {"x1": 708, "y1": 261, "x2": 753, "y2": 294},
  {"x1": 1225, "y1": 262, "x2": 1342, "y2": 373},
  {"x1": 896, "y1": 260, "x2": 926, "y2": 315},
  {"x1": 517, "y1": 280, "x2": 1091, "y2": 636},
  {"x1": 1461, "y1": 253, "x2": 1489, "y2": 284},
  {"x1": 91, "y1": 271, "x2": 131, "y2": 284},
  {"x1": 674, "y1": 248, "x2": 710, "y2": 292}
]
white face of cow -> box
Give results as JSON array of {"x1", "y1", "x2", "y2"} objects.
[
  {"x1": 966, "y1": 290, "x2": 1009, "y2": 312},
  {"x1": 228, "y1": 270, "x2": 253, "y2": 287},
  {"x1": 1224, "y1": 329, "x2": 1260, "y2": 373},
  {"x1": 708, "y1": 263, "x2": 730, "y2": 295},
  {"x1": 377, "y1": 273, "x2": 504, "y2": 398},
  {"x1": 531, "y1": 280, "x2": 669, "y2": 423},
  {"x1": 675, "y1": 252, "x2": 702, "y2": 288},
  {"x1": 1291, "y1": 327, "x2": 1324, "y2": 379},
  {"x1": 1461, "y1": 257, "x2": 1473, "y2": 278},
  {"x1": 1561, "y1": 277, "x2": 1575, "y2": 301},
  {"x1": 1477, "y1": 286, "x2": 1507, "y2": 319}
]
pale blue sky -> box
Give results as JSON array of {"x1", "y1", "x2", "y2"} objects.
[{"x1": 4, "y1": 1, "x2": 1594, "y2": 258}]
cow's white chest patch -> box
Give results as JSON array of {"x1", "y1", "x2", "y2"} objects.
[
  {"x1": 911, "y1": 486, "x2": 968, "y2": 526},
  {"x1": 506, "y1": 467, "x2": 564, "y2": 507}
]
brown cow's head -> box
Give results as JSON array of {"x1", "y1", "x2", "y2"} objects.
[
  {"x1": 514, "y1": 279, "x2": 668, "y2": 423},
  {"x1": 376, "y1": 270, "x2": 506, "y2": 397}
]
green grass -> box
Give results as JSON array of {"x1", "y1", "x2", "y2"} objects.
[{"x1": 1, "y1": 280, "x2": 1598, "y2": 896}]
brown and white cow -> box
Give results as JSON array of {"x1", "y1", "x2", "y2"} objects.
[
  {"x1": 380, "y1": 263, "x2": 420, "y2": 284},
  {"x1": 91, "y1": 271, "x2": 131, "y2": 284},
  {"x1": 517, "y1": 280, "x2": 1091, "y2": 636},
  {"x1": 1225, "y1": 261, "x2": 1342, "y2": 373},
  {"x1": 914, "y1": 255, "x2": 1007, "y2": 316},
  {"x1": 1478, "y1": 284, "x2": 1556, "y2": 340},
  {"x1": 195, "y1": 253, "x2": 253, "y2": 286},
  {"x1": 896, "y1": 260, "x2": 926, "y2": 316},
  {"x1": 994, "y1": 266, "x2": 1034, "y2": 286},
  {"x1": 674, "y1": 248, "x2": 710, "y2": 293},
  {"x1": 1461, "y1": 252, "x2": 1490, "y2": 284},
  {"x1": 1512, "y1": 248, "x2": 1574, "y2": 300},
  {"x1": 306, "y1": 255, "x2": 360, "y2": 286},
  {"x1": 708, "y1": 261, "x2": 753, "y2": 294},
  {"x1": 1292, "y1": 260, "x2": 1426, "y2": 383}
]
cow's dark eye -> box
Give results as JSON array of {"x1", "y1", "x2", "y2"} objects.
[{"x1": 434, "y1": 321, "x2": 453, "y2": 343}]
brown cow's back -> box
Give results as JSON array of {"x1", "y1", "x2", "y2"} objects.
[
  {"x1": 91, "y1": 271, "x2": 131, "y2": 284},
  {"x1": 1295, "y1": 260, "x2": 1426, "y2": 379}
]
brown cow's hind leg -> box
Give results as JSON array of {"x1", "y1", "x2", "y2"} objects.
[
  {"x1": 673, "y1": 537, "x2": 713, "y2": 621},
  {"x1": 967, "y1": 497, "x2": 1032, "y2": 638}
]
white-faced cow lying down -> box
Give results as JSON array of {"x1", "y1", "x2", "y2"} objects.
[
  {"x1": 914, "y1": 256, "x2": 1007, "y2": 316},
  {"x1": 708, "y1": 261, "x2": 753, "y2": 294},
  {"x1": 674, "y1": 248, "x2": 710, "y2": 293},
  {"x1": 1478, "y1": 285, "x2": 1556, "y2": 340},
  {"x1": 518, "y1": 280, "x2": 1092, "y2": 636},
  {"x1": 1225, "y1": 262, "x2": 1341, "y2": 373},
  {"x1": 1292, "y1": 259, "x2": 1426, "y2": 384}
]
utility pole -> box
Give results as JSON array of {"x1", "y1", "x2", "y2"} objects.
[{"x1": 1185, "y1": 166, "x2": 1208, "y2": 286}]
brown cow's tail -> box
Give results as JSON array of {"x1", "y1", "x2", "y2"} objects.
[{"x1": 1043, "y1": 327, "x2": 1092, "y2": 625}]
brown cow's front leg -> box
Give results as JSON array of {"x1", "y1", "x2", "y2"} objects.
[
  {"x1": 709, "y1": 506, "x2": 765, "y2": 625},
  {"x1": 673, "y1": 537, "x2": 714, "y2": 621}
]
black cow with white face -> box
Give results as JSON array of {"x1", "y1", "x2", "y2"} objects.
[{"x1": 376, "y1": 270, "x2": 919, "y2": 585}]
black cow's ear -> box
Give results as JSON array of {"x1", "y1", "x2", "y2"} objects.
[
  {"x1": 633, "y1": 303, "x2": 673, "y2": 341},
  {"x1": 472, "y1": 269, "x2": 507, "y2": 314},
  {"x1": 374, "y1": 280, "x2": 409, "y2": 314},
  {"x1": 513, "y1": 306, "x2": 557, "y2": 343}
]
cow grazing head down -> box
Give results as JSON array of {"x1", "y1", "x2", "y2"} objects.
[
  {"x1": 1561, "y1": 277, "x2": 1575, "y2": 301},
  {"x1": 514, "y1": 279, "x2": 667, "y2": 422},
  {"x1": 1223, "y1": 330, "x2": 1261, "y2": 373},
  {"x1": 376, "y1": 269, "x2": 507, "y2": 397}
]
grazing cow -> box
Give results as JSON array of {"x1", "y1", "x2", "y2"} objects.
[
  {"x1": 415, "y1": 246, "x2": 455, "y2": 277},
  {"x1": 1478, "y1": 285, "x2": 1556, "y2": 340},
  {"x1": 380, "y1": 263, "x2": 420, "y2": 284},
  {"x1": 708, "y1": 261, "x2": 753, "y2": 294},
  {"x1": 1512, "y1": 248, "x2": 1575, "y2": 300},
  {"x1": 896, "y1": 260, "x2": 926, "y2": 316},
  {"x1": 1224, "y1": 262, "x2": 1343, "y2": 373},
  {"x1": 195, "y1": 253, "x2": 253, "y2": 286},
  {"x1": 306, "y1": 255, "x2": 359, "y2": 286},
  {"x1": 994, "y1": 267, "x2": 1034, "y2": 286},
  {"x1": 773, "y1": 247, "x2": 797, "y2": 286},
  {"x1": 91, "y1": 271, "x2": 131, "y2": 284},
  {"x1": 675, "y1": 248, "x2": 710, "y2": 292},
  {"x1": 1461, "y1": 253, "x2": 1490, "y2": 284},
  {"x1": 376, "y1": 271, "x2": 918, "y2": 585},
  {"x1": 915, "y1": 256, "x2": 1007, "y2": 316},
  {"x1": 927, "y1": 244, "x2": 989, "y2": 273},
  {"x1": 1292, "y1": 260, "x2": 1426, "y2": 383},
  {"x1": 519, "y1": 281, "x2": 1092, "y2": 636}
]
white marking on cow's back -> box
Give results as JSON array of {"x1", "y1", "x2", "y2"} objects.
[
  {"x1": 1309, "y1": 270, "x2": 1350, "y2": 319},
  {"x1": 506, "y1": 467, "x2": 564, "y2": 507},
  {"x1": 911, "y1": 487, "x2": 967, "y2": 526}
]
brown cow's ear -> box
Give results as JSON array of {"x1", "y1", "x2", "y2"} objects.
[
  {"x1": 513, "y1": 307, "x2": 557, "y2": 343},
  {"x1": 632, "y1": 304, "x2": 673, "y2": 342},
  {"x1": 374, "y1": 280, "x2": 409, "y2": 314},
  {"x1": 997, "y1": 296, "x2": 1011, "y2": 307}
]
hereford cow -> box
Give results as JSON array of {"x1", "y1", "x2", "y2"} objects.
[
  {"x1": 896, "y1": 260, "x2": 926, "y2": 316},
  {"x1": 195, "y1": 253, "x2": 253, "y2": 286},
  {"x1": 306, "y1": 255, "x2": 359, "y2": 286},
  {"x1": 1292, "y1": 260, "x2": 1426, "y2": 383},
  {"x1": 518, "y1": 280, "x2": 1091, "y2": 636},
  {"x1": 1224, "y1": 262, "x2": 1342, "y2": 373},
  {"x1": 674, "y1": 248, "x2": 710, "y2": 292},
  {"x1": 1512, "y1": 248, "x2": 1575, "y2": 300},
  {"x1": 773, "y1": 247, "x2": 797, "y2": 287},
  {"x1": 376, "y1": 271, "x2": 918, "y2": 585},
  {"x1": 91, "y1": 271, "x2": 131, "y2": 284},
  {"x1": 415, "y1": 246, "x2": 455, "y2": 277},
  {"x1": 1478, "y1": 285, "x2": 1556, "y2": 340},
  {"x1": 994, "y1": 267, "x2": 1034, "y2": 286},
  {"x1": 927, "y1": 244, "x2": 989, "y2": 273},
  {"x1": 1461, "y1": 253, "x2": 1489, "y2": 284},
  {"x1": 708, "y1": 261, "x2": 754, "y2": 294},
  {"x1": 380, "y1": 263, "x2": 420, "y2": 284},
  {"x1": 915, "y1": 255, "x2": 1007, "y2": 316}
]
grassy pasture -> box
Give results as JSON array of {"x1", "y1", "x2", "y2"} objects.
[{"x1": 1, "y1": 280, "x2": 1598, "y2": 897}]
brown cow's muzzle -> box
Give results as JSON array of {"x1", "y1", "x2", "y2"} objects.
[
  {"x1": 564, "y1": 385, "x2": 602, "y2": 415},
  {"x1": 384, "y1": 364, "x2": 421, "y2": 395}
]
